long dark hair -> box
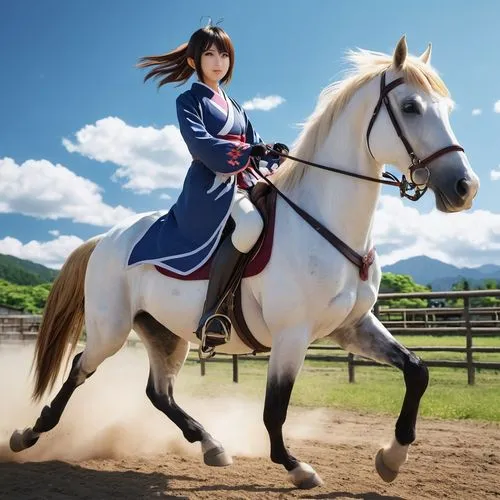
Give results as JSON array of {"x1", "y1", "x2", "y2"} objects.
[{"x1": 138, "y1": 26, "x2": 235, "y2": 87}]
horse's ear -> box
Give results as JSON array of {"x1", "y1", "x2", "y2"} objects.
[
  {"x1": 392, "y1": 35, "x2": 408, "y2": 70},
  {"x1": 419, "y1": 43, "x2": 432, "y2": 65}
]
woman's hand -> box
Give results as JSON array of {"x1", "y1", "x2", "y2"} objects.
[
  {"x1": 249, "y1": 144, "x2": 268, "y2": 158},
  {"x1": 272, "y1": 142, "x2": 289, "y2": 154},
  {"x1": 269, "y1": 142, "x2": 289, "y2": 164}
]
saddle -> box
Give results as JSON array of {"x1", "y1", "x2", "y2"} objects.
[{"x1": 155, "y1": 182, "x2": 277, "y2": 353}]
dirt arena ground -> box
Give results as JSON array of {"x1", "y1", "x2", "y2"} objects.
[{"x1": 1, "y1": 344, "x2": 499, "y2": 500}]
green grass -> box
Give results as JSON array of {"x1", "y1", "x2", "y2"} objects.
[
  {"x1": 396, "y1": 335, "x2": 500, "y2": 362},
  {"x1": 179, "y1": 355, "x2": 500, "y2": 422},
  {"x1": 394, "y1": 334, "x2": 500, "y2": 347},
  {"x1": 174, "y1": 334, "x2": 500, "y2": 421},
  {"x1": 316, "y1": 335, "x2": 500, "y2": 362}
]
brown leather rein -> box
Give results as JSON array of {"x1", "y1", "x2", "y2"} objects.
[{"x1": 256, "y1": 70, "x2": 464, "y2": 279}]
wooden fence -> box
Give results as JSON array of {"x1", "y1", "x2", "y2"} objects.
[
  {"x1": 0, "y1": 315, "x2": 40, "y2": 340},
  {"x1": 201, "y1": 289, "x2": 500, "y2": 385},
  {"x1": 1, "y1": 290, "x2": 500, "y2": 385}
]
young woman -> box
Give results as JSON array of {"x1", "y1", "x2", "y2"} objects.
[{"x1": 135, "y1": 25, "x2": 288, "y2": 350}]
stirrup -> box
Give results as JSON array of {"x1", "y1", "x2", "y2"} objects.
[{"x1": 198, "y1": 313, "x2": 231, "y2": 359}]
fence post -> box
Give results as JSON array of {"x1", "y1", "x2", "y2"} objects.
[
  {"x1": 200, "y1": 357, "x2": 206, "y2": 377},
  {"x1": 464, "y1": 295, "x2": 475, "y2": 385},
  {"x1": 348, "y1": 353, "x2": 355, "y2": 383},
  {"x1": 232, "y1": 355, "x2": 239, "y2": 383},
  {"x1": 20, "y1": 316, "x2": 24, "y2": 341}
]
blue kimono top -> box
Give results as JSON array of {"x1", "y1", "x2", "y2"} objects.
[{"x1": 128, "y1": 82, "x2": 280, "y2": 275}]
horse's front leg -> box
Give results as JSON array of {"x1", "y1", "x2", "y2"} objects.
[
  {"x1": 264, "y1": 324, "x2": 323, "y2": 489},
  {"x1": 336, "y1": 312, "x2": 429, "y2": 483}
]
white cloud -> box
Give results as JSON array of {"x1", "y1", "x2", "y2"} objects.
[
  {"x1": 49, "y1": 230, "x2": 60, "y2": 236},
  {"x1": 374, "y1": 195, "x2": 500, "y2": 268},
  {"x1": 491, "y1": 167, "x2": 500, "y2": 181},
  {"x1": 242, "y1": 95, "x2": 285, "y2": 111},
  {"x1": 471, "y1": 108, "x2": 482, "y2": 116},
  {"x1": 494, "y1": 100, "x2": 500, "y2": 113},
  {"x1": 159, "y1": 193, "x2": 172, "y2": 200},
  {"x1": 0, "y1": 157, "x2": 134, "y2": 226},
  {"x1": 63, "y1": 117, "x2": 191, "y2": 193},
  {"x1": 0, "y1": 235, "x2": 84, "y2": 269}
]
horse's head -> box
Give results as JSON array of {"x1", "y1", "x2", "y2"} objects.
[{"x1": 366, "y1": 36, "x2": 479, "y2": 212}]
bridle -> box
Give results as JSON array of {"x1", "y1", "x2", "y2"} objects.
[
  {"x1": 268, "y1": 70, "x2": 464, "y2": 201},
  {"x1": 366, "y1": 70, "x2": 464, "y2": 200},
  {"x1": 257, "y1": 70, "x2": 465, "y2": 279}
]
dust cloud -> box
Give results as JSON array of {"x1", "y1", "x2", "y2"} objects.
[{"x1": 0, "y1": 342, "x2": 330, "y2": 465}]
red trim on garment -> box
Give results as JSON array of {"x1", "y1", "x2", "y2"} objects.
[
  {"x1": 222, "y1": 134, "x2": 246, "y2": 142},
  {"x1": 226, "y1": 142, "x2": 251, "y2": 174}
]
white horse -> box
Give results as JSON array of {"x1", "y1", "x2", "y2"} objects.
[{"x1": 11, "y1": 37, "x2": 479, "y2": 489}]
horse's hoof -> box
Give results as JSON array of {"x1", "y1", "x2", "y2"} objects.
[
  {"x1": 9, "y1": 428, "x2": 40, "y2": 452},
  {"x1": 288, "y1": 462, "x2": 323, "y2": 489},
  {"x1": 296, "y1": 473, "x2": 324, "y2": 489},
  {"x1": 203, "y1": 445, "x2": 233, "y2": 467},
  {"x1": 375, "y1": 448, "x2": 399, "y2": 483}
]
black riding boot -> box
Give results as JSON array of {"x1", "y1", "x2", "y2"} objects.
[{"x1": 196, "y1": 235, "x2": 245, "y2": 353}]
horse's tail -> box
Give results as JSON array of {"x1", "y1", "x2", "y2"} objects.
[{"x1": 32, "y1": 237, "x2": 101, "y2": 401}]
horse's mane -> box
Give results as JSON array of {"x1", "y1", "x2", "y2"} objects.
[{"x1": 272, "y1": 49, "x2": 451, "y2": 189}]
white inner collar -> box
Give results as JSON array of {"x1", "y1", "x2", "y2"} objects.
[{"x1": 196, "y1": 81, "x2": 223, "y2": 97}]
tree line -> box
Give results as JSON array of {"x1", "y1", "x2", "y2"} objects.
[
  {"x1": 0, "y1": 280, "x2": 51, "y2": 313},
  {"x1": 377, "y1": 273, "x2": 500, "y2": 308}
]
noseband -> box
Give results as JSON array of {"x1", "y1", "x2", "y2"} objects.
[{"x1": 366, "y1": 71, "x2": 464, "y2": 200}]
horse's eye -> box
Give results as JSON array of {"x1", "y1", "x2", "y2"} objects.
[{"x1": 401, "y1": 101, "x2": 421, "y2": 115}]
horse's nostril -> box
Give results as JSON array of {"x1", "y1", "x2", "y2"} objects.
[{"x1": 456, "y1": 178, "x2": 470, "y2": 198}]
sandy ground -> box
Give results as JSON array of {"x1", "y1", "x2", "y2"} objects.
[{"x1": 0, "y1": 343, "x2": 499, "y2": 500}]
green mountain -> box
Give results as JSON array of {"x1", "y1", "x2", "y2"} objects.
[
  {"x1": 383, "y1": 256, "x2": 500, "y2": 290},
  {"x1": 0, "y1": 254, "x2": 58, "y2": 285}
]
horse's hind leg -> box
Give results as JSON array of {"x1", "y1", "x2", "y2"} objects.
[
  {"x1": 10, "y1": 318, "x2": 130, "y2": 452},
  {"x1": 335, "y1": 312, "x2": 429, "y2": 483},
  {"x1": 10, "y1": 351, "x2": 93, "y2": 451},
  {"x1": 133, "y1": 312, "x2": 232, "y2": 466}
]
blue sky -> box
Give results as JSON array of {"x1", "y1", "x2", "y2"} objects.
[{"x1": 1, "y1": 0, "x2": 499, "y2": 269}]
